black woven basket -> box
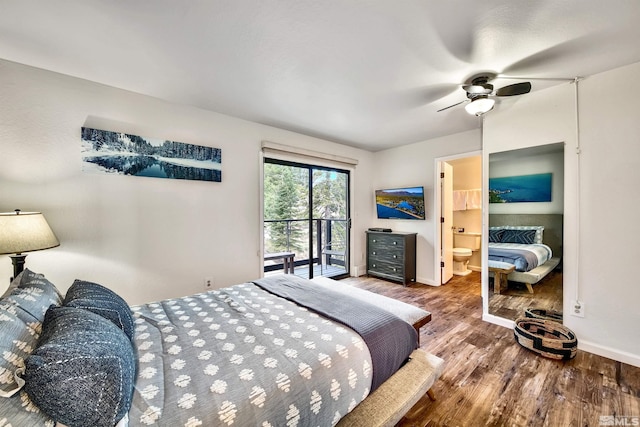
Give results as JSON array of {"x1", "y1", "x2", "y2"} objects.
[
  {"x1": 514, "y1": 317, "x2": 577, "y2": 360},
  {"x1": 524, "y1": 308, "x2": 563, "y2": 323}
]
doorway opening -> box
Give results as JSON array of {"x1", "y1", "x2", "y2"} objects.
[
  {"x1": 435, "y1": 152, "x2": 482, "y2": 285},
  {"x1": 263, "y1": 158, "x2": 350, "y2": 280}
]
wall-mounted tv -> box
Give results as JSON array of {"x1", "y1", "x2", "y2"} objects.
[{"x1": 375, "y1": 186, "x2": 425, "y2": 220}]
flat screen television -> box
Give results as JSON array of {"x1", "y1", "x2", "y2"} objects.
[{"x1": 375, "y1": 186, "x2": 425, "y2": 220}]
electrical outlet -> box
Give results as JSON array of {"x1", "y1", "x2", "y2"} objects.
[
  {"x1": 204, "y1": 277, "x2": 213, "y2": 290},
  {"x1": 571, "y1": 300, "x2": 585, "y2": 317}
]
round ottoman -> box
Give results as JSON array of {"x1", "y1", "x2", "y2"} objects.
[
  {"x1": 513, "y1": 317, "x2": 577, "y2": 360},
  {"x1": 524, "y1": 308, "x2": 563, "y2": 323}
]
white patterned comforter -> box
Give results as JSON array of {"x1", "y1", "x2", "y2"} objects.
[{"x1": 128, "y1": 282, "x2": 373, "y2": 426}]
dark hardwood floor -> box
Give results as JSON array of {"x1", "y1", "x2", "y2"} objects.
[{"x1": 340, "y1": 273, "x2": 640, "y2": 427}]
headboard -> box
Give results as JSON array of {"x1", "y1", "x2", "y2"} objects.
[{"x1": 489, "y1": 214, "x2": 563, "y2": 258}]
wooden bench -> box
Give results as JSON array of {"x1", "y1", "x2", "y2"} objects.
[
  {"x1": 336, "y1": 349, "x2": 444, "y2": 427},
  {"x1": 264, "y1": 251, "x2": 295, "y2": 274},
  {"x1": 488, "y1": 260, "x2": 516, "y2": 294},
  {"x1": 412, "y1": 314, "x2": 432, "y2": 346}
]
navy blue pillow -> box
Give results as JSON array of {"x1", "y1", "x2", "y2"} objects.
[
  {"x1": 24, "y1": 306, "x2": 136, "y2": 427},
  {"x1": 488, "y1": 229, "x2": 504, "y2": 243},
  {"x1": 64, "y1": 280, "x2": 134, "y2": 342},
  {"x1": 501, "y1": 229, "x2": 536, "y2": 244}
]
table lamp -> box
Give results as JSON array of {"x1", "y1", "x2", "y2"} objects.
[{"x1": 0, "y1": 209, "x2": 60, "y2": 281}]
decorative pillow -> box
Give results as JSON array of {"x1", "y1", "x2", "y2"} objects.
[
  {"x1": 3, "y1": 269, "x2": 63, "y2": 322},
  {"x1": 488, "y1": 229, "x2": 504, "y2": 243},
  {"x1": 1, "y1": 269, "x2": 26, "y2": 298},
  {"x1": 0, "y1": 389, "x2": 54, "y2": 426},
  {"x1": 492, "y1": 225, "x2": 544, "y2": 244},
  {"x1": 64, "y1": 279, "x2": 134, "y2": 341},
  {"x1": 0, "y1": 301, "x2": 41, "y2": 397},
  {"x1": 501, "y1": 229, "x2": 537, "y2": 244},
  {"x1": 24, "y1": 306, "x2": 136, "y2": 427}
]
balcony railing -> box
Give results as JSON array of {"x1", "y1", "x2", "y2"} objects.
[{"x1": 264, "y1": 218, "x2": 347, "y2": 277}]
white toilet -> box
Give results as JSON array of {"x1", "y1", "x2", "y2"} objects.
[{"x1": 453, "y1": 233, "x2": 481, "y2": 276}]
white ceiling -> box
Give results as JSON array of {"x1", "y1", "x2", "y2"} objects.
[{"x1": 1, "y1": 1, "x2": 639, "y2": 151}]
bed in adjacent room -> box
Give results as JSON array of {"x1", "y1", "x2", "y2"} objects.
[
  {"x1": 488, "y1": 214, "x2": 563, "y2": 294},
  {"x1": 0, "y1": 270, "x2": 443, "y2": 427}
]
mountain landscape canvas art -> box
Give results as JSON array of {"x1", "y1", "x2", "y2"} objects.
[{"x1": 81, "y1": 127, "x2": 222, "y2": 182}]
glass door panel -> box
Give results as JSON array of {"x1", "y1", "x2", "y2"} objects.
[
  {"x1": 312, "y1": 168, "x2": 349, "y2": 278},
  {"x1": 263, "y1": 159, "x2": 349, "y2": 279}
]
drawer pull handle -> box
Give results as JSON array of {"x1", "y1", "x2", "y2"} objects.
[
  {"x1": 393, "y1": 255, "x2": 397, "y2": 258},
  {"x1": 393, "y1": 241, "x2": 397, "y2": 245},
  {"x1": 372, "y1": 264, "x2": 376, "y2": 268},
  {"x1": 393, "y1": 267, "x2": 397, "y2": 271},
  {"x1": 372, "y1": 239, "x2": 376, "y2": 243},
  {"x1": 372, "y1": 251, "x2": 376, "y2": 255}
]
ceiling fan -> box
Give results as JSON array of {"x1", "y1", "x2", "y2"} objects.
[{"x1": 437, "y1": 72, "x2": 532, "y2": 116}]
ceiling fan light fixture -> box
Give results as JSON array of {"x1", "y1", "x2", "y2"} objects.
[{"x1": 464, "y1": 96, "x2": 495, "y2": 116}]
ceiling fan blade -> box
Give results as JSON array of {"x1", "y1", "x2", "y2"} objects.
[
  {"x1": 495, "y1": 82, "x2": 532, "y2": 97},
  {"x1": 437, "y1": 100, "x2": 468, "y2": 112}
]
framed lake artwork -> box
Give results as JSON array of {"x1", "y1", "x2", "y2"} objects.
[
  {"x1": 489, "y1": 173, "x2": 552, "y2": 203},
  {"x1": 81, "y1": 127, "x2": 222, "y2": 182}
]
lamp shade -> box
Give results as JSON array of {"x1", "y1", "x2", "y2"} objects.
[
  {"x1": 0, "y1": 210, "x2": 60, "y2": 255},
  {"x1": 464, "y1": 96, "x2": 495, "y2": 116}
]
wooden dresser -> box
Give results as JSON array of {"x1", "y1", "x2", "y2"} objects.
[{"x1": 366, "y1": 231, "x2": 417, "y2": 286}]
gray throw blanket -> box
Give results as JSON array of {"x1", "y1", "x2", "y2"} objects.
[
  {"x1": 253, "y1": 275, "x2": 418, "y2": 391},
  {"x1": 488, "y1": 246, "x2": 539, "y2": 271}
]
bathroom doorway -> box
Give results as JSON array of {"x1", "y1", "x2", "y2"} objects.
[{"x1": 435, "y1": 152, "x2": 482, "y2": 285}]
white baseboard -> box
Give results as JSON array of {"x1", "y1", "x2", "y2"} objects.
[
  {"x1": 577, "y1": 340, "x2": 640, "y2": 368},
  {"x1": 353, "y1": 265, "x2": 367, "y2": 277},
  {"x1": 482, "y1": 313, "x2": 515, "y2": 329},
  {"x1": 417, "y1": 276, "x2": 439, "y2": 286}
]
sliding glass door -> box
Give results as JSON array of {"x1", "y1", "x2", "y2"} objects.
[{"x1": 263, "y1": 158, "x2": 350, "y2": 279}]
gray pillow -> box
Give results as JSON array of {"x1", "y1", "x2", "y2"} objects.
[
  {"x1": 64, "y1": 279, "x2": 134, "y2": 341},
  {"x1": 3, "y1": 269, "x2": 62, "y2": 322},
  {"x1": 0, "y1": 270, "x2": 62, "y2": 424},
  {"x1": 1, "y1": 269, "x2": 25, "y2": 298},
  {"x1": 0, "y1": 301, "x2": 41, "y2": 396},
  {"x1": 24, "y1": 306, "x2": 136, "y2": 427}
]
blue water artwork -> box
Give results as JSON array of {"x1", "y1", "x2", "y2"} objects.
[
  {"x1": 375, "y1": 186, "x2": 425, "y2": 219},
  {"x1": 489, "y1": 173, "x2": 552, "y2": 203},
  {"x1": 376, "y1": 204, "x2": 417, "y2": 219},
  {"x1": 81, "y1": 127, "x2": 222, "y2": 182}
]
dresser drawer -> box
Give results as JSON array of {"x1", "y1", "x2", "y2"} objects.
[
  {"x1": 367, "y1": 259, "x2": 404, "y2": 278},
  {"x1": 368, "y1": 245, "x2": 403, "y2": 260},
  {"x1": 367, "y1": 234, "x2": 405, "y2": 252}
]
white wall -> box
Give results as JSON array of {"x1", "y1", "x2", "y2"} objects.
[
  {"x1": 370, "y1": 131, "x2": 482, "y2": 284},
  {"x1": 484, "y1": 61, "x2": 640, "y2": 366},
  {"x1": 0, "y1": 59, "x2": 375, "y2": 304}
]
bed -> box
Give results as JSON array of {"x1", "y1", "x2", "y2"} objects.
[
  {"x1": 0, "y1": 269, "x2": 443, "y2": 427},
  {"x1": 488, "y1": 214, "x2": 563, "y2": 294}
]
